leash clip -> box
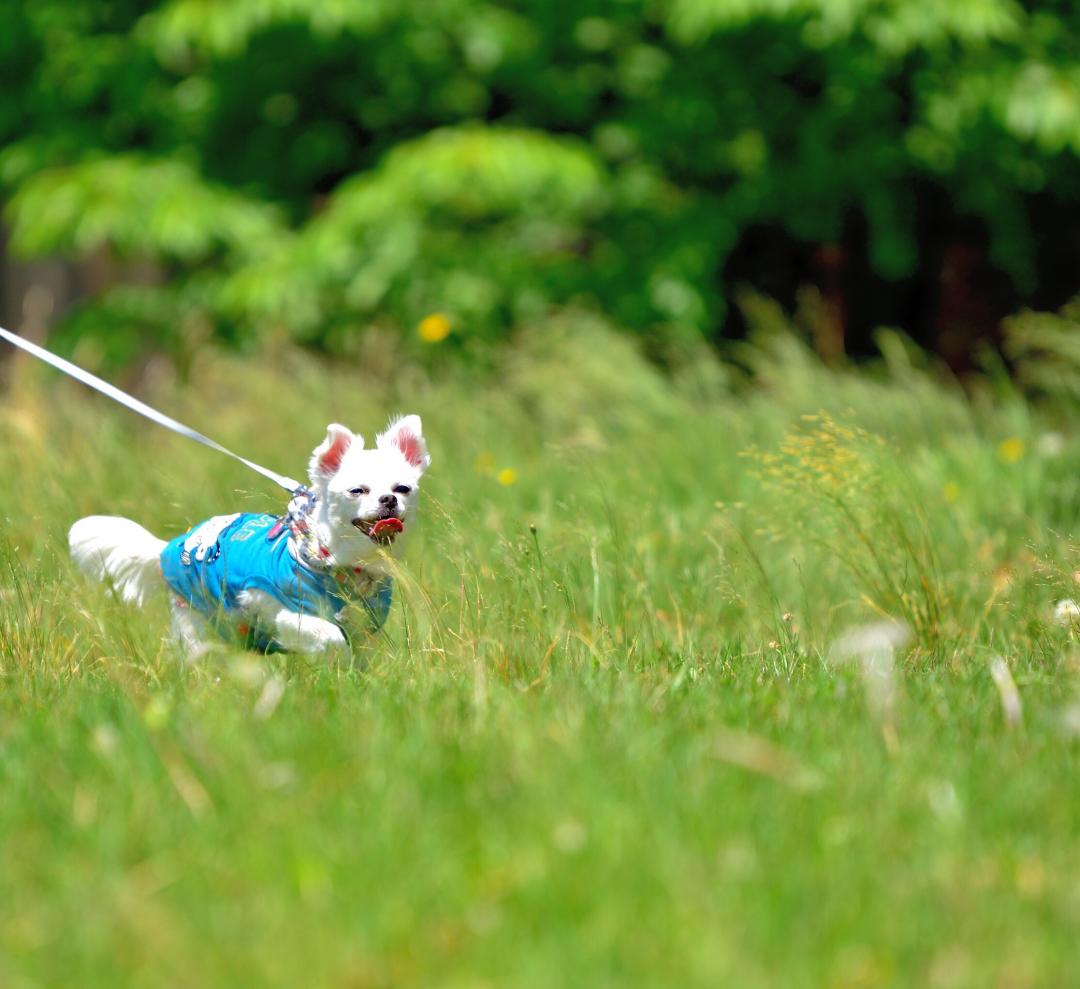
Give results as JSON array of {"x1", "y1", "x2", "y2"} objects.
[{"x1": 267, "y1": 484, "x2": 315, "y2": 542}]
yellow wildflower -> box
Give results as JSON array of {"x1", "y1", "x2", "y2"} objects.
[
  {"x1": 496, "y1": 468, "x2": 518, "y2": 486},
  {"x1": 998, "y1": 437, "x2": 1024, "y2": 464},
  {"x1": 943, "y1": 482, "x2": 959, "y2": 504},
  {"x1": 417, "y1": 312, "x2": 452, "y2": 343}
]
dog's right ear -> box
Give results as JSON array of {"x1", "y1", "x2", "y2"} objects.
[{"x1": 309, "y1": 424, "x2": 358, "y2": 481}]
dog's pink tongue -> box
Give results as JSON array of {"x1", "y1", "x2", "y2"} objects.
[{"x1": 371, "y1": 518, "x2": 404, "y2": 537}]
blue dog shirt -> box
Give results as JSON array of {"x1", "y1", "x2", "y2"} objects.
[{"x1": 160, "y1": 512, "x2": 392, "y2": 650}]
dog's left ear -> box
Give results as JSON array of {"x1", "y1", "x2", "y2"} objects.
[{"x1": 377, "y1": 414, "x2": 430, "y2": 472}]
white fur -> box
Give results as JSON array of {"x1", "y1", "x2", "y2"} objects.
[
  {"x1": 69, "y1": 416, "x2": 430, "y2": 658},
  {"x1": 69, "y1": 516, "x2": 166, "y2": 606},
  {"x1": 238, "y1": 589, "x2": 348, "y2": 652},
  {"x1": 305, "y1": 415, "x2": 429, "y2": 569}
]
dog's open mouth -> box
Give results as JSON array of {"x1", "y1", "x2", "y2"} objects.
[{"x1": 352, "y1": 516, "x2": 404, "y2": 544}]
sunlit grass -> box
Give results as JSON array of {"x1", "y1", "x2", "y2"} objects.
[{"x1": 1, "y1": 321, "x2": 1079, "y2": 987}]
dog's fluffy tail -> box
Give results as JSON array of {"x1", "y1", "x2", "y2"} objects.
[{"x1": 69, "y1": 516, "x2": 167, "y2": 606}]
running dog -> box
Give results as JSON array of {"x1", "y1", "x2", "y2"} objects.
[{"x1": 70, "y1": 415, "x2": 429, "y2": 656}]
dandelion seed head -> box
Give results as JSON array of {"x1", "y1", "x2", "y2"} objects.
[
  {"x1": 1060, "y1": 702, "x2": 1080, "y2": 738},
  {"x1": 1054, "y1": 599, "x2": 1080, "y2": 626},
  {"x1": 1037, "y1": 431, "x2": 1065, "y2": 458}
]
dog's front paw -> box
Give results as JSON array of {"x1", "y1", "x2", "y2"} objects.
[
  {"x1": 305, "y1": 622, "x2": 348, "y2": 653},
  {"x1": 272, "y1": 610, "x2": 348, "y2": 655},
  {"x1": 238, "y1": 590, "x2": 348, "y2": 656}
]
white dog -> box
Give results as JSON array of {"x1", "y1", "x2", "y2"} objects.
[{"x1": 70, "y1": 415, "x2": 429, "y2": 656}]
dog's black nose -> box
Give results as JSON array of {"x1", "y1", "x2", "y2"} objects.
[{"x1": 379, "y1": 493, "x2": 398, "y2": 508}]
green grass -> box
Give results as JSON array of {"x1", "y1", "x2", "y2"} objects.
[{"x1": 2, "y1": 319, "x2": 1079, "y2": 987}]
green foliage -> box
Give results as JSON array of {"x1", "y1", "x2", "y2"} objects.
[
  {"x1": 7, "y1": 156, "x2": 284, "y2": 261},
  {"x1": 3, "y1": 0, "x2": 1080, "y2": 351},
  {"x1": 666, "y1": 0, "x2": 1022, "y2": 49},
  {"x1": 219, "y1": 127, "x2": 608, "y2": 339},
  {"x1": 1003, "y1": 294, "x2": 1080, "y2": 401}
]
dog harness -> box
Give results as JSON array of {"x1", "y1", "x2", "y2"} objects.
[{"x1": 160, "y1": 512, "x2": 392, "y2": 651}]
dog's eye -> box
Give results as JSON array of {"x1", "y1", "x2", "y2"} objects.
[
  {"x1": 392, "y1": 485, "x2": 412, "y2": 496},
  {"x1": 348, "y1": 486, "x2": 370, "y2": 497}
]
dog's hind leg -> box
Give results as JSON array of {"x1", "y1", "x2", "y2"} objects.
[{"x1": 169, "y1": 600, "x2": 214, "y2": 662}]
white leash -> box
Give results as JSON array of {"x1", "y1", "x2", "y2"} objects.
[{"x1": 0, "y1": 325, "x2": 304, "y2": 494}]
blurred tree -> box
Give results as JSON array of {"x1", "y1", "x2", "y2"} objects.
[{"x1": 2, "y1": 0, "x2": 1080, "y2": 364}]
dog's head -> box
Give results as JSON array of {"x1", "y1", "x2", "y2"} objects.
[{"x1": 307, "y1": 415, "x2": 430, "y2": 560}]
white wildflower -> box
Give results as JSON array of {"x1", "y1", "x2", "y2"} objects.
[
  {"x1": 830, "y1": 620, "x2": 911, "y2": 748},
  {"x1": 988, "y1": 656, "x2": 1023, "y2": 728},
  {"x1": 253, "y1": 674, "x2": 286, "y2": 720},
  {"x1": 1061, "y1": 702, "x2": 1080, "y2": 738}
]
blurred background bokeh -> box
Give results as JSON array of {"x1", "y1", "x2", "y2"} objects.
[{"x1": 3, "y1": 0, "x2": 1080, "y2": 376}]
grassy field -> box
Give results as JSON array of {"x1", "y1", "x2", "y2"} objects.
[{"x1": 1, "y1": 318, "x2": 1079, "y2": 987}]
